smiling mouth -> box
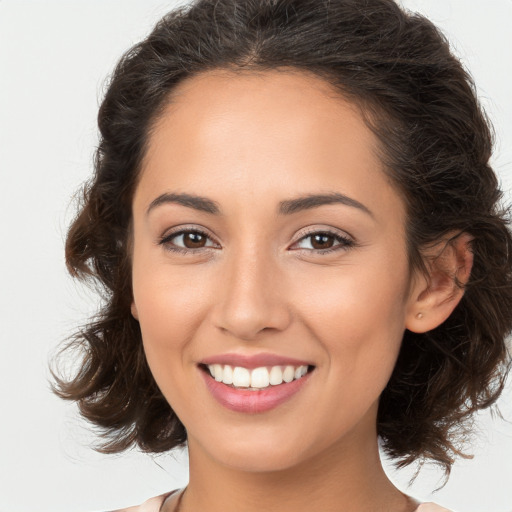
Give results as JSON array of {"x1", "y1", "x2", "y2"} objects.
[{"x1": 200, "y1": 363, "x2": 315, "y2": 391}]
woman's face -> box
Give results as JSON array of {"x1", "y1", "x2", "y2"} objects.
[{"x1": 131, "y1": 69, "x2": 419, "y2": 472}]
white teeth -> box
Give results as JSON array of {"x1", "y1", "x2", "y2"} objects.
[
  {"x1": 213, "y1": 364, "x2": 223, "y2": 382},
  {"x1": 206, "y1": 363, "x2": 310, "y2": 389},
  {"x1": 222, "y1": 364, "x2": 233, "y2": 385},
  {"x1": 269, "y1": 366, "x2": 283, "y2": 385},
  {"x1": 283, "y1": 365, "x2": 295, "y2": 383},
  {"x1": 250, "y1": 367, "x2": 270, "y2": 388},
  {"x1": 296, "y1": 365, "x2": 307, "y2": 378},
  {"x1": 232, "y1": 366, "x2": 251, "y2": 387}
]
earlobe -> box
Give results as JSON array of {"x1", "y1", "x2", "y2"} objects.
[
  {"x1": 405, "y1": 232, "x2": 473, "y2": 333},
  {"x1": 131, "y1": 301, "x2": 139, "y2": 321}
]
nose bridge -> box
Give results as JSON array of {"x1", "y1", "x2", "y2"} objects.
[{"x1": 213, "y1": 240, "x2": 291, "y2": 340}]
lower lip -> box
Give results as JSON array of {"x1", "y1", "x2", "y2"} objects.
[{"x1": 200, "y1": 368, "x2": 313, "y2": 413}]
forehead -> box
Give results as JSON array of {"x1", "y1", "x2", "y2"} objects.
[
  {"x1": 166, "y1": 67, "x2": 356, "y2": 116},
  {"x1": 149, "y1": 69, "x2": 372, "y2": 159},
  {"x1": 136, "y1": 68, "x2": 403, "y2": 225}
]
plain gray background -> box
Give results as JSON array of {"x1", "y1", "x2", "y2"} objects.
[{"x1": 1, "y1": 1, "x2": 511, "y2": 511}]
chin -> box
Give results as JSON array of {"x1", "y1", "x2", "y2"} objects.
[
  {"x1": 219, "y1": 447, "x2": 307, "y2": 473},
  {"x1": 190, "y1": 426, "x2": 327, "y2": 474}
]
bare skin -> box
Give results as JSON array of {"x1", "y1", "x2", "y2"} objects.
[{"x1": 130, "y1": 69, "x2": 472, "y2": 512}]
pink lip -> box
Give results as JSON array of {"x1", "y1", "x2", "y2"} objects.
[
  {"x1": 199, "y1": 366, "x2": 313, "y2": 414},
  {"x1": 200, "y1": 352, "x2": 313, "y2": 370}
]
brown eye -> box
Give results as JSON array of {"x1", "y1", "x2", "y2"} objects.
[
  {"x1": 160, "y1": 229, "x2": 218, "y2": 253},
  {"x1": 293, "y1": 230, "x2": 354, "y2": 253},
  {"x1": 182, "y1": 231, "x2": 208, "y2": 248},
  {"x1": 310, "y1": 233, "x2": 335, "y2": 249}
]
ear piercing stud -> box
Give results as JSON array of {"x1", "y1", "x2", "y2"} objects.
[{"x1": 416, "y1": 312, "x2": 424, "y2": 319}]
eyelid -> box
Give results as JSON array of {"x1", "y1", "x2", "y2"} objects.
[
  {"x1": 158, "y1": 225, "x2": 221, "y2": 253},
  {"x1": 158, "y1": 224, "x2": 356, "y2": 255},
  {"x1": 292, "y1": 225, "x2": 354, "y2": 243},
  {"x1": 289, "y1": 226, "x2": 356, "y2": 253},
  {"x1": 293, "y1": 225, "x2": 354, "y2": 241}
]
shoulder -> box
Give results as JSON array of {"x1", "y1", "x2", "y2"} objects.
[
  {"x1": 415, "y1": 504, "x2": 452, "y2": 512},
  {"x1": 108, "y1": 490, "x2": 176, "y2": 512}
]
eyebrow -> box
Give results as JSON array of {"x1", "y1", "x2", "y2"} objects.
[
  {"x1": 147, "y1": 192, "x2": 221, "y2": 215},
  {"x1": 146, "y1": 192, "x2": 373, "y2": 217},
  {"x1": 278, "y1": 192, "x2": 373, "y2": 217}
]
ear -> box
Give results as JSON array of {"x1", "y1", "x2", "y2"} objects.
[
  {"x1": 131, "y1": 301, "x2": 139, "y2": 321},
  {"x1": 405, "y1": 232, "x2": 473, "y2": 333}
]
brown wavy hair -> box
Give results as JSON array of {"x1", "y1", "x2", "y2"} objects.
[{"x1": 53, "y1": 0, "x2": 512, "y2": 476}]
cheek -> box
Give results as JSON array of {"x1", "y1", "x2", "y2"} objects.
[
  {"x1": 132, "y1": 266, "x2": 212, "y2": 355},
  {"x1": 131, "y1": 271, "x2": 207, "y2": 418},
  {"x1": 295, "y1": 255, "x2": 410, "y2": 385},
  {"x1": 131, "y1": 227, "x2": 214, "y2": 333},
  {"x1": 130, "y1": 241, "x2": 211, "y2": 393},
  {"x1": 291, "y1": 269, "x2": 408, "y2": 445}
]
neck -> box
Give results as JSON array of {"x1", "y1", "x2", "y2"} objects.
[{"x1": 177, "y1": 426, "x2": 417, "y2": 512}]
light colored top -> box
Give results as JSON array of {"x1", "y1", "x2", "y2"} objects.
[{"x1": 110, "y1": 490, "x2": 452, "y2": 512}]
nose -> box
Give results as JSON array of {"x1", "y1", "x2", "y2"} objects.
[{"x1": 211, "y1": 246, "x2": 292, "y2": 341}]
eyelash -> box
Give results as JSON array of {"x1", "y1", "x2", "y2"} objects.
[{"x1": 158, "y1": 228, "x2": 355, "y2": 256}]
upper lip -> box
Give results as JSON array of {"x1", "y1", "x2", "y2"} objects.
[{"x1": 200, "y1": 352, "x2": 313, "y2": 370}]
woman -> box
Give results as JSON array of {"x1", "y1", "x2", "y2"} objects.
[{"x1": 53, "y1": 0, "x2": 512, "y2": 511}]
